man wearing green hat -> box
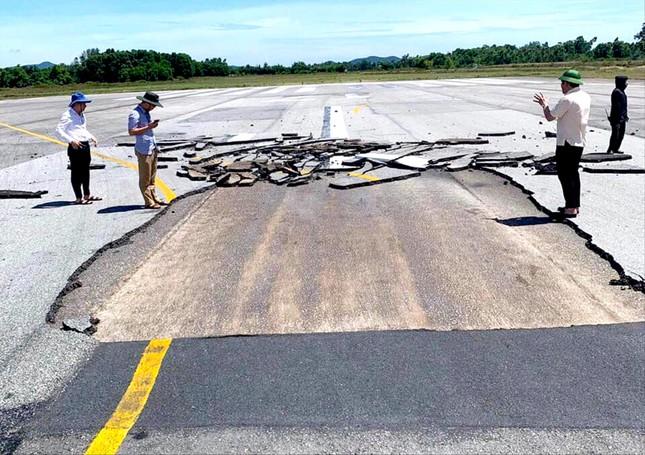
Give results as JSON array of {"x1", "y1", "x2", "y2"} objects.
[{"x1": 533, "y1": 69, "x2": 591, "y2": 218}]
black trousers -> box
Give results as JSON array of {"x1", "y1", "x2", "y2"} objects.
[
  {"x1": 67, "y1": 142, "x2": 91, "y2": 199},
  {"x1": 555, "y1": 142, "x2": 583, "y2": 209},
  {"x1": 607, "y1": 121, "x2": 626, "y2": 153}
]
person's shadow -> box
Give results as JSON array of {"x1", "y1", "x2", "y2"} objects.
[
  {"x1": 32, "y1": 201, "x2": 75, "y2": 209},
  {"x1": 494, "y1": 216, "x2": 554, "y2": 226},
  {"x1": 97, "y1": 205, "x2": 145, "y2": 214}
]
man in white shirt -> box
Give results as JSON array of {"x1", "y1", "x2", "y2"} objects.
[
  {"x1": 56, "y1": 92, "x2": 100, "y2": 204},
  {"x1": 533, "y1": 70, "x2": 591, "y2": 218}
]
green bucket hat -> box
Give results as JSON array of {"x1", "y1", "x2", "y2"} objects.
[{"x1": 559, "y1": 69, "x2": 583, "y2": 85}]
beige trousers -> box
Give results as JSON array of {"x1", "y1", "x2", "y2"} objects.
[{"x1": 136, "y1": 151, "x2": 159, "y2": 206}]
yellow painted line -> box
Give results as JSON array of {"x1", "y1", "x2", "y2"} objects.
[
  {"x1": 0, "y1": 121, "x2": 66, "y2": 146},
  {"x1": 348, "y1": 172, "x2": 380, "y2": 182},
  {"x1": 352, "y1": 106, "x2": 361, "y2": 114},
  {"x1": 0, "y1": 121, "x2": 176, "y2": 202},
  {"x1": 85, "y1": 338, "x2": 172, "y2": 455}
]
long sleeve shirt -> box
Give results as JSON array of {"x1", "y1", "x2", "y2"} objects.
[
  {"x1": 609, "y1": 88, "x2": 628, "y2": 124},
  {"x1": 549, "y1": 87, "x2": 591, "y2": 147},
  {"x1": 55, "y1": 108, "x2": 96, "y2": 144}
]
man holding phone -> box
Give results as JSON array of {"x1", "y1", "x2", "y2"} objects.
[{"x1": 128, "y1": 91, "x2": 165, "y2": 209}]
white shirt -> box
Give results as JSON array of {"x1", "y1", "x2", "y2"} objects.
[
  {"x1": 550, "y1": 87, "x2": 591, "y2": 147},
  {"x1": 56, "y1": 108, "x2": 96, "y2": 144}
]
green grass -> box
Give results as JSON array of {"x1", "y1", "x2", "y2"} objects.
[{"x1": 1, "y1": 60, "x2": 643, "y2": 100}]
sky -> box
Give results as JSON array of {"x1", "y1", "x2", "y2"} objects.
[{"x1": 1, "y1": 0, "x2": 643, "y2": 67}]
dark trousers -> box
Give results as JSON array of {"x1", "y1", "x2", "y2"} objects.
[
  {"x1": 555, "y1": 142, "x2": 584, "y2": 209},
  {"x1": 67, "y1": 142, "x2": 91, "y2": 199},
  {"x1": 607, "y1": 121, "x2": 626, "y2": 153}
]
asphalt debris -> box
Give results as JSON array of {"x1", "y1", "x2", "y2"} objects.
[
  {"x1": 61, "y1": 316, "x2": 99, "y2": 335},
  {"x1": 146, "y1": 134, "x2": 536, "y2": 189},
  {"x1": 0, "y1": 189, "x2": 48, "y2": 199}
]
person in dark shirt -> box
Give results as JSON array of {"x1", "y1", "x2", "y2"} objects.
[{"x1": 607, "y1": 75, "x2": 629, "y2": 153}]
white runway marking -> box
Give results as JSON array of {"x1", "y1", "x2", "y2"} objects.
[
  {"x1": 329, "y1": 105, "x2": 348, "y2": 138},
  {"x1": 187, "y1": 88, "x2": 241, "y2": 98},
  {"x1": 229, "y1": 133, "x2": 255, "y2": 142},
  {"x1": 170, "y1": 88, "x2": 260, "y2": 122},
  {"x1": 263, "y1": 86, "x2": 291, "y2": 95},
  {"x1": 296, "y1": 86, "x2": 316, "y2": 93}
]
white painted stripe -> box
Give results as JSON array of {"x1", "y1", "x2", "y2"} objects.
[
  {"x1": 187, "y1": 88, "x2": 241, "y2": 98},
  {"x1": 263, "y1": 86, "x2": 290, "y2": 95},
  {"x1": 296, "y1": 86, "x2": 316, "y2": 93},
  {"x1": 464, "y1": 78, "x2": 544, "y2": 85},
  {"x1": 329, "y1": 105, "x2": 348, "y2": 139},
  {"x1": 114, "y1": 90, "x2": 200, "y2": 102},
  {"x1": 229, "y1": 133, "x2": 255, "y2": 142},
  {"x1": 170, "y1": 88, "x2": 263, "y2": 121}
]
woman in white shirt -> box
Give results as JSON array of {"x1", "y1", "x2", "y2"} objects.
[{"x1": 56, "y1": 92, "x2": 100, "y2": 204}]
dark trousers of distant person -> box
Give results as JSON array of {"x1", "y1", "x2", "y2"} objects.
[
  {"x1": 67, "y1": 141, "x2": 91, "y2": 199},
  {"x1": 555, "y1": 142, "x2": 583, "y2": 209},
  {"x1": 607, "y1": 121, "x2": 626, "y2": 153}
]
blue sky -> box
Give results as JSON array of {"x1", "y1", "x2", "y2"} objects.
[{"x1": 1, "y1": 0, "x2": 643, "y2": 67}]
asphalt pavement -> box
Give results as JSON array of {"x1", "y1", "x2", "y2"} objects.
[{"x1": 16, "y1": 323, "x2": 645, "y2": 454}]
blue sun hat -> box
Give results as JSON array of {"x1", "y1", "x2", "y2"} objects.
[{"x1": 68, "y1": 91, "x2": 92, "y2": 107}]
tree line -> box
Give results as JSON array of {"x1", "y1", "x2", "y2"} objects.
[{"x1": 1, "y1": 25, "x2": 643, "y2": 89}]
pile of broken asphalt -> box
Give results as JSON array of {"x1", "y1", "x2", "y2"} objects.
[{"x1": 116, "y1": 131, "x2": 642, "y2": 190}]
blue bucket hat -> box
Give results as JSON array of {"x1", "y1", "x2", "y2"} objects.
[{"x1": 69, "y1": 91, "x2": 92, "y2": 107}]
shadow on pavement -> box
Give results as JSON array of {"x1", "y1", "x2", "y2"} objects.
[
  {"x1": 32, "y1": 201, "x2": 75, "y2": 209},
  {"x1": 97, "y1": 205, "x2": 145, "y2": 214},
  {"x1": 494, "y1": 216, "x2": 554, "y2": 227}
]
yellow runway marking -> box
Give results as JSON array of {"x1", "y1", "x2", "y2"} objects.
[
  {"x1": 85, "y1": 339, "x2": 172, "y2": 455},
  {"x1": 0, "y1": 121, "x2": 67, "y2": 146},
  {"x1": 0, "y1": 121, "x2": 176, "y2": 202},
  {"x1": 348, "y1": 172, "x2": 380, "y2": 182}
]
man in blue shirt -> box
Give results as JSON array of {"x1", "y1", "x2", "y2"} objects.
[{"x1": 128, "y1": 91, "x2": 165, "y2": 209}]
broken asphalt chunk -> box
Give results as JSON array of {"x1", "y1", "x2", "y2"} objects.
[
  {"x1": 435, "y1": 138, "x2": 489, "y2": 145},
  {"x1": 534, "y1": 162, "x2": 558, "y2": 175},
  {"x1": 582, "y1": 164, "x2": 645, "y2": 174},
  {"x1": 157, "y1": 155, "x2": 179, "y2": 162},
  {"x1": 0, "y1": 189, "x2": 48, "y2": 199},
  {"x1": 446, "y1": 154, "x2": 476, "y2": 172},
  {"x1": 533, "y1": 152, "x2": 556, "y2": 163},
  {"x1": 329, "y1": 168, "x2": 420, "y2": 189},
  {"x1": 67, "y1": 163, "x2": 106, "y2": 170},
  {"x1": 62, "y1": 316, "x2": 97, "y2": 335},
  {"x1": 158, "y1": 142, "x2": 195, "y2": 152},
  {"x1": 225, "y1": 161, "x2": 254, "y2": 172},
  {"x1": 477, "y1": 131, "x2": 515, "y2": 137},
  {"x1": 187, "y1": 169, "x2": 208, "y2": 181},
  {"x1": 475, "y1": 151, "x2": 533, "y2": 162},
  {"x1": 580, "y1": 153, "x2": 632, "y2": 163}
]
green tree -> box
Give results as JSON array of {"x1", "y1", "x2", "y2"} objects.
[
  {"x1": 49, "y1": 65, "x2": 73, "y2": 85},
  {"x1": 611, "y1": 38, "x2": 631, "y2": 58},
  {"x1": 5, "y1": 66, "x2": 30, "y2": 87}
]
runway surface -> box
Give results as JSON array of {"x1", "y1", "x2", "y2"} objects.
[{"x1": 1, "y1": 77, "x2": 643, "y2": 453}]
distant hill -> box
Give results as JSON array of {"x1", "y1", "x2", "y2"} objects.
[
  {"x1": 26, "y1": 61, "x2": 56, "y2": 70},
  {"x1": 348, "y1": 56, "x2": 401, "y2": 66}
]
